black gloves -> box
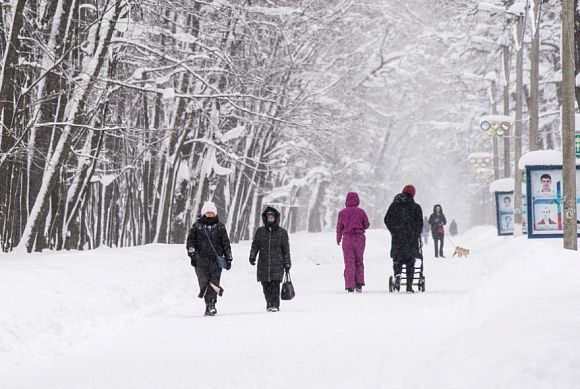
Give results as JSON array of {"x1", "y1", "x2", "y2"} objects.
[
  {"x1": 284, "y1": 263, "x2": 291, "y2": 271},
  {"x1": 225, "y1": 260, "x2": 232, "y2": 270},
  {"x1": 249, "y1": 258, "x2": 256, "y2": 266},
  {"x1": 187, "y1": 248, "x2": 197, "y2": 267}
]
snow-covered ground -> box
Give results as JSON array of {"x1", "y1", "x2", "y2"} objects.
[{"x1": 1, "y1": 227, "x2": 579, "y2": 389}]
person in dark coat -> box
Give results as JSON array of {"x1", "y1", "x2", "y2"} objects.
[
  {"x1": 249, "y1": 206, "x2": 291, "y2": 312},
  {"x1": 186, "y1": 201, "x2": 233, "y2": 316},
  {"x1": 428, "y1": 204, "x2": 447, "y2": 258},
  {"x1": 384, "y1": 185, "x2": 423, "y2": 293},
  {"x1": 449, "y1": 219, "x2": 458, "y2": 236}
]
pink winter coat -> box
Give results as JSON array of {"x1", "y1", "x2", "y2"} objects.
[{"x1": 336, "y1": 192, "x2": 370, "y2": 244}]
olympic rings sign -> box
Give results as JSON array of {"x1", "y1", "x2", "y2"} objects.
[{"x1": 479, "y1": 115, "x2": 513, "y2": 137}]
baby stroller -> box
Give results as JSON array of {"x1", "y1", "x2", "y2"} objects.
[{"x1": 388, "y1": 239, "x2": 426, "y2": 293}]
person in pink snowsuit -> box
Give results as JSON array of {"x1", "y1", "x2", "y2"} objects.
[{"x1": 336, "y1": 192, "x2": 370, "y2": 292}]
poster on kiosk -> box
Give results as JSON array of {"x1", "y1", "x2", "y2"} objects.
[
  {"x1": 490, "y1": 178, "x2": 527, "y2": 236},
  {"x1": 521, "y1": 150, "x2": 580, "y2": 239}
]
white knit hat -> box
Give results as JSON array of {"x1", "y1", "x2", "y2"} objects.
[{"x1": 201, "y1": 201, "x2": 217, "y2": 216}]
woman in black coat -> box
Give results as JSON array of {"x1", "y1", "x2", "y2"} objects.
[
  {"x1": 249, "y1": 206, "x2": 291, "y2": 312},
  {"x1": 186, "y1": 201, "x2": 233, "y2": 316},
  {"x1": 428, "y1": 204, "x2": 446, "y2": 258},
  {"x1": 384, "y1": 185, "x2": 423, "y2": 292}
]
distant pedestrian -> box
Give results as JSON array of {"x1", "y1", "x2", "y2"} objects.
[
  {"x1": 449, "y1": 219, "x2": 458, "y2": 236},
  {"x1": 186, "y1": 201, "x2": 233, "y2": 316},
  {"x1": 336, "y1": 192, "x2": 370, "y2": 293},
  {"x1": 384, "y1": 185, "x2": 423, "y2": 293},
  {"x1": 422, "y1": 216, "x2": 430, "y2": 244},
  {"x1": 249, "y1": 207, "x2": 291, "y2": 312},
  {"x1": 428, "y1": 204, "x2": 447, "y2": 258}
]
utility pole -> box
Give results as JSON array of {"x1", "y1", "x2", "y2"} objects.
[
  {"x1": 490, "y1": 80, "x2": 500, "y2": 180},
  {"x1": 562, "y1": 0, "x2": 577, "y2": 250},
  {"x1": 529, "y1": 0, "x2": 540, "y2": 151},
  {"x1": 502, "y1": 45, "x2": 511, "y2": 178},
  {"x1": 514, "y1": 13, "x2": 524, "y2": 230}
]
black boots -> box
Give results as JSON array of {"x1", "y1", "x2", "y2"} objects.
[
  {"x1": 355, "y1": 283, "x2": 363, "y2": 293},
  {"x1": 204, "y1": 302, "x2": 217, "y2": 316}
]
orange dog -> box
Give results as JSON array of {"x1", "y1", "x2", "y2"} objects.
[{"x1": 452, "y1": 246, "x2": 470, "y2": 258}]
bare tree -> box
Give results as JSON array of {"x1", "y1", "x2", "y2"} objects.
[{"x1": 562, "y1": 0, "x2": 577, "y2": 250}]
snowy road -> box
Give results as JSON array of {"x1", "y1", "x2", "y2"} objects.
[{"x1": 1, "y1": 227, "x2": 579, "y2": 389}]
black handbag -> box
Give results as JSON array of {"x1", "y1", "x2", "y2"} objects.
[
  {"x1": 281, "y1": 270, "x2": 295, "y2": 300},
  {"x1": 203, "y1": 228, "x2": 227, "y2": 269}
]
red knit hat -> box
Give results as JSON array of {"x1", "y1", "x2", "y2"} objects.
[{"x1": 402, "y1": 184, "x2": 416, "y2": 197}]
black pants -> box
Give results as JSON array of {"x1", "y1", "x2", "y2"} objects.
[
  {"x1": 393, "y1": 256, "x2": 416, "y2": 284},
  {"x1": 261, "y1": 281, "x2": 281, "y2": 309},
  {"x1": 195, "y1": 259, "x2": 222, "y2": 305},
  {"x1": 434, "y1": 235, "x2": 444, "y2": 257}
]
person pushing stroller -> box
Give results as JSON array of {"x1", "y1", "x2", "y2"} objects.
[{"x1": 384, "y1": 185, "x2": 424, "y2": 293}]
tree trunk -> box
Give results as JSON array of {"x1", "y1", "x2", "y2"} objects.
[
  {"x1": 502, "y1": 45, "x2": 511, "y2": 178},
  {"x1": 0, "y1": 0, "x2": 27, "y2": 140},
  {"x1": 513, "y1": 14, "x2": 524, "y2": 231},
  {"x1": 529, "y1": 0, "x2": 540, "y2": 152},
  {"x1": 562, "y1": 0, "x2": 578, "y2": 250},
  {"x1": 15, "y1": 0, "x2": 123, "y2": 253},
  {"x1": 490, "y1": 80, "x2": 500, "y2": 180}
]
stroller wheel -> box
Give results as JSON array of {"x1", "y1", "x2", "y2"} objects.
[
  {"x1": 388, "y1": 276, "x2": 393, "y2": 293},
  {"x1": 419, "y1": 276, "x2": 426, "y2": 292}
]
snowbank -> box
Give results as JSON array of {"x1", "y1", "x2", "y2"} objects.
[
  {"x1": 0, "y1": 245, "x2": 190, "y2": 365},
  {"x1": 1, "y1": 228, "x2": 579, "y2": 389},
  {"x1": 436, "y1": 232, "x2": 580, "y2": 389}
]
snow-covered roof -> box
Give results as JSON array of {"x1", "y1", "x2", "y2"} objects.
[
  {"x1": 488, "y1": 178, "x2": 526, "y2": 194},
  {"x1": 479, "y1": 115, "x2": 512, "y2": 124},
  {"x1": 489, "y1": 178, "x2": 514, "y2": 193},
  {"x1": 518, "y1": 150, "x2": 562, "y2": 169}
]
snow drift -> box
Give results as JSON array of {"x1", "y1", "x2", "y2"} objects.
[{"x1": 0, "y1": 227, "x2": 579, "y2": 389}]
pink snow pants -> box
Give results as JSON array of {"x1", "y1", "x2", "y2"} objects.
[{"x1": 342, "y1": 233, "x2": 365, "y2": 289}]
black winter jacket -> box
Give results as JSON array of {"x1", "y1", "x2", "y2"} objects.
[
  {"x1": 186, "y1": 216, "x2": 233, "y2": 268},
  {"x1": 249, "y1": 207, "x2": 291, "y2": 283},
  {"x1": 384, "y1": 193, "x2": 424, "y2": 259}
]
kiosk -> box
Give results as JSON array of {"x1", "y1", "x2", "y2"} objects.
[
  {"x1": 520, "y1": 150, "x2": 580, "y2": 239},
  {"x1": 489, "y1": 178, "x2": 527, "y2": 236}
]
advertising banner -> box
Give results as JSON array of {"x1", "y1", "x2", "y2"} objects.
[
  {"x1": 526, "y1": 165, "x2": 580, "y2": 238},
  {"x1": 494, "y1": 191, "x2": 527, "y2": 236}
]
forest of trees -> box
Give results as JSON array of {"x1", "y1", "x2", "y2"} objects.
[{"x1": 0, "y1": 0, "x2": 578, "y2": 253}]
